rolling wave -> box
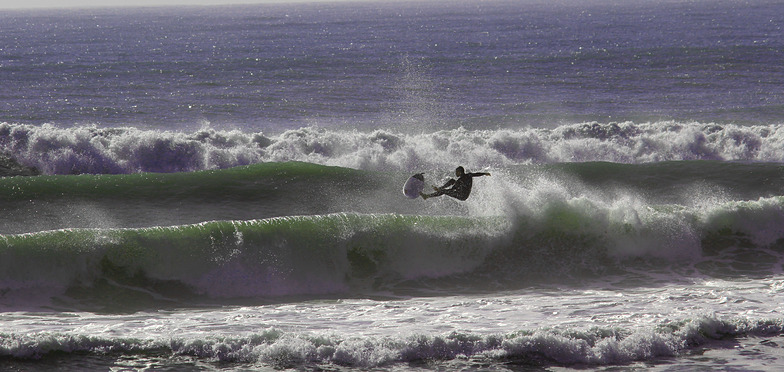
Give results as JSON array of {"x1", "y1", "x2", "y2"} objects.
[
  {"x1": 3, "y1": 192, "x2": 784, "y2": 310},
  {"x1": 2, "y1": 159, "x2": 784, "y2": 310}
]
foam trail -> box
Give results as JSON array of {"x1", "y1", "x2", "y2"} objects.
[{"x1": 1, "y1": 316, "x2": 782, "y2": 367}]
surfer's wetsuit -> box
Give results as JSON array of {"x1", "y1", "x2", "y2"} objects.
[{"x1": 421, "y1": 167, "x2": 490, "y2": 201}]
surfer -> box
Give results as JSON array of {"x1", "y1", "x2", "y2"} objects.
[{"x1": 420, "y1": 166, "x2": 490, "y2": 201}]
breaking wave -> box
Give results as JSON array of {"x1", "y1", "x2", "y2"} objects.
[
  {"x1": 2, "y1": 121, "x2": 784, "y2": 175},
  {"x1": 3, "y1": 192, "x2": 784, "y2": 310}
]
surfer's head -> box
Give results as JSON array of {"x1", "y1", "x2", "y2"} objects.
[{"x1": 455, "y1": 166, "x2": 465, "y2": 177}]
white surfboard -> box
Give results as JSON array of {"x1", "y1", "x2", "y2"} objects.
[{"x1": 402, "y1": 173, "x2": 425, "y2": 199}]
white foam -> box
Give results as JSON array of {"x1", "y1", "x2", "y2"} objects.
[
  {"x1": 2, "y1": 312, "x2": 782, "y2": 368},
  {"x1": 3, "y1": 121, "x2": 784, "y2": 175}
]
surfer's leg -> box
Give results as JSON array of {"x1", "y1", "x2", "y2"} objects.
[
  {"x1": 420, "y1": 188, "x2": 445, "y2": 199},
  {"x1": 443, "y1": 188, "x2": 469, "y2": 201}
]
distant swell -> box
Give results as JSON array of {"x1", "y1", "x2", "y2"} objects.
[
  {"x1": 2, "y1": 316, "x2": 782, "y2": 368},
  {"x1": 2, "y1": 121, "x2": 784, "y2": 175}
]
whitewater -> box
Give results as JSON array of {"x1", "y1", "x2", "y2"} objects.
[
  {"x1": 2, "y1": 0, "x2": 784, "y2": 370},
  {"x1": 1, "y1": 121, "x2": 783, "y2": 175}
]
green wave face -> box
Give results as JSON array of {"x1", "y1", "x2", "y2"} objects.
[
  {"x1": 0, "y1": 162, "x2": 402, "y2": 234},
  {"x1": 0, "y1": 213, "x2": 507, "y2": 310},
  {"x1": 3, "y1": 160, "x2": 784, "y2": 310},
  {"x1": 2, "y1": 192, "x2": 784, "y2": 311}
]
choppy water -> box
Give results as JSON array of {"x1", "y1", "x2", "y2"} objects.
[{"x1": 2, "y1": 0, "x2": 784, "y2": 370}]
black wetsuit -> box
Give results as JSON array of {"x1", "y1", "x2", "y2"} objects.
[{"x1": 424, "y1": 172, "x2": 487, "y2": 201}]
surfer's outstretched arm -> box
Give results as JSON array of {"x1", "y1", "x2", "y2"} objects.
[{"x1": 468, "y1": 172, "x2": 491, "y2": 177}]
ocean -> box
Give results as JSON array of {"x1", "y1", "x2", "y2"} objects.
[{"x1": 1, "y1": 0, "x2": 784, "y2": 370}]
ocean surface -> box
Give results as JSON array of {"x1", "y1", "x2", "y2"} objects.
[{"x1": 2, "y1": 0, "x2": 784, "y2": 370}]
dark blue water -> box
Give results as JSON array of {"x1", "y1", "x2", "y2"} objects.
[{"x1": 1, "y1": 0, "x2": 782, "y2": 131}]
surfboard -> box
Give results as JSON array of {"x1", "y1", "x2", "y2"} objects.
[{"x1": 402, "y1": 173, "x2": 425, "y2": 199}]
